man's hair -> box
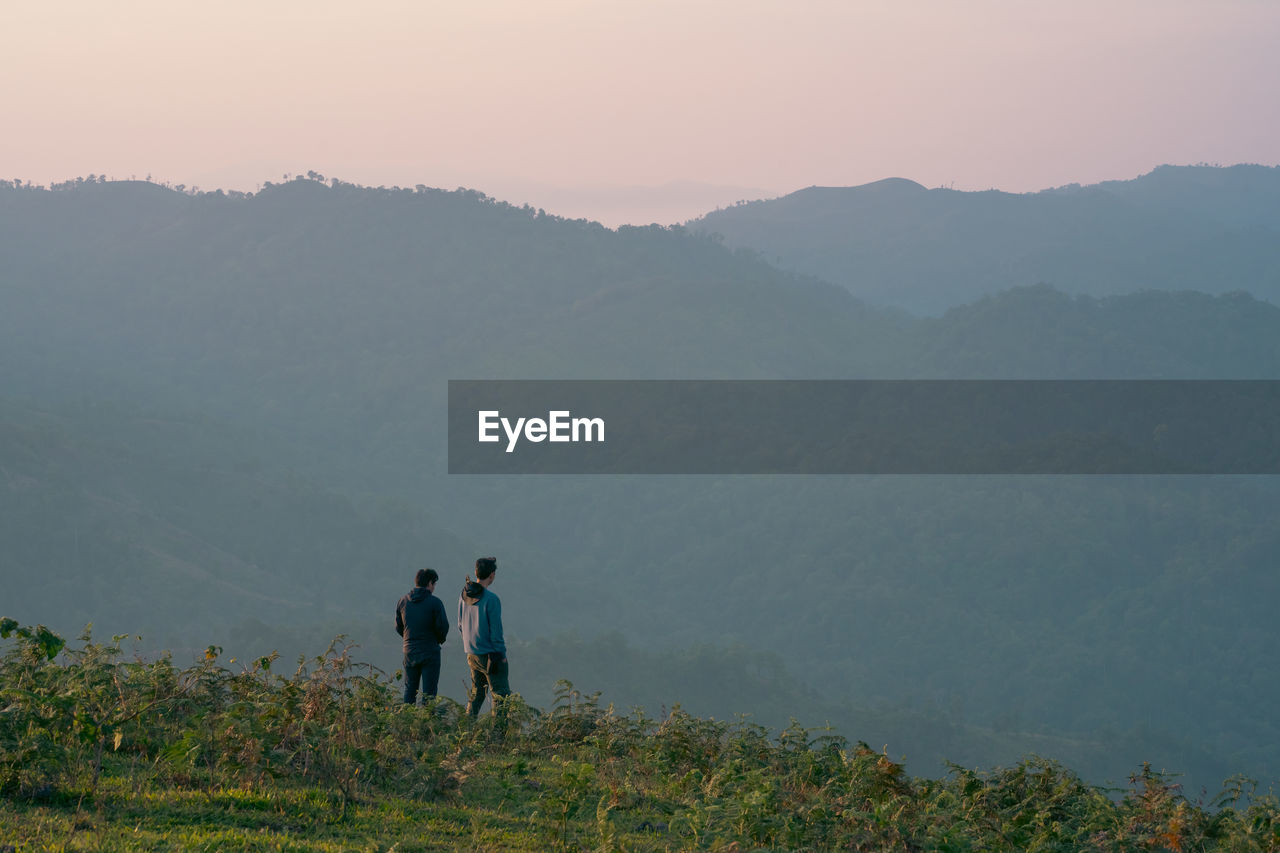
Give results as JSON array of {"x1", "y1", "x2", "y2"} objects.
[
  {"x1": 475, "y1": 557, "x2": 497, "y2": 580},
  {"x1": 415, "y1": 568, "x2": 438, "y2": 587}
]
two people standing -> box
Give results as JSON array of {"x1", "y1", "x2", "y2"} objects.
[{"x1": 394, "y1": 557, "x2": 510, "y2": 717}]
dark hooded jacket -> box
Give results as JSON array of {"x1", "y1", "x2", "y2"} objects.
[{"x1": 395, "y1": 586, "x2": 449, "y2": 658}]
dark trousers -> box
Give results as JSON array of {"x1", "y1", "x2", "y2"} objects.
[
  {"x1": 466, "y1": 653, "x2": 511, "y2": 717},
  {"x1": 403, "y1": 648, "x2": 441, "y2": 704}
]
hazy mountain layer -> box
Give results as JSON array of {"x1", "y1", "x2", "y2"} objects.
[
  {"x1": 688, "y1": 164, "x2": 1280, "y2": 314},
  {"x1": 2, "y1": 176, "x2": 1278, "y2": 791}
]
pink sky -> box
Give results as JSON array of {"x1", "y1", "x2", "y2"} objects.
[{"x1": 5, "y1": 0, "x2": 1278, "y2": 224}]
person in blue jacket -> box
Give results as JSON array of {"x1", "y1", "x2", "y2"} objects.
[
  {"x1": 395, "y1": 568, "x2": 449, "y2": 704},
  {"x1": 458, "y1": 557, "x2": 510, "y2": 717}
]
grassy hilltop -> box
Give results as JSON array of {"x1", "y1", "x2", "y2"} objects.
[{"x1": 3, "y1": 622, "x2": 1279, "y2": 852}]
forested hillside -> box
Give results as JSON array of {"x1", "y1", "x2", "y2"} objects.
[
  {"x1": 0, "y1": 398, "x2": 477, "y2": 650},
  {"x1": 2, "y1": 175, "x2": 1278, "y2": 793},
  {"x1": 689, "y1": 164, "x2": 1280, "y2": 314}
]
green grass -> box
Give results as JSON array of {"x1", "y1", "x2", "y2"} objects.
[
  {"x1": 3, "y1": 621, "x2": 1279, "y2": 851},
  {"x1": 0, "y1": 750, "x2": 680, "y2": 851}
]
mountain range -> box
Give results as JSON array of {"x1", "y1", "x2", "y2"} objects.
[
  {"x1": 689, "y1": 164, "x2": 1280, "y2": 314},
  {"x1": 2, "y1": 170, "x2": 1278, "y2": 791}
]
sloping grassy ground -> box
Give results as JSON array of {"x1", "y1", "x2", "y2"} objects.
[{"x1": 3, "y1": 621, "x2": 1279, "y2": 852}]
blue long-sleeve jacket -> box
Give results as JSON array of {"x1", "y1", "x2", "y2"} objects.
[{"x1": 458, "y1": 582, "x2": 505, "y2": 656}]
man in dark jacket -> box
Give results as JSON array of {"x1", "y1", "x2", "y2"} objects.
[{"x1": 395, "y1": 568, "x2": 449, "y2": 704}]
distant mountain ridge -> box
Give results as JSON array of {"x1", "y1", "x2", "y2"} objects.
[
  {"x1": 689, "y1": 164, "x2": 1280, "y2": 315},
  {"x1": 1051, "y1": 163, "x2": 1280, "y2": 230}
]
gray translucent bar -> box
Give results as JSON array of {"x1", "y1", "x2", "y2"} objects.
[{"x1": 447, "y1": 380, "x2": 1280, "y2": 474}]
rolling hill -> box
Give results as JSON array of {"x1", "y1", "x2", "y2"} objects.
[{"x1": 688, "y1": 164, "x2": 1280, "y2": 314}]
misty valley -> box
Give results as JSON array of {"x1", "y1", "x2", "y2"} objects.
[{"x1": 3, "y1": 167, "x2": 1280, "y2": 849}]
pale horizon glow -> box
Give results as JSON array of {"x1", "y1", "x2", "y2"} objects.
[{"x1": 4, "y1": 0, "x2": 1278, "y2": 224}]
